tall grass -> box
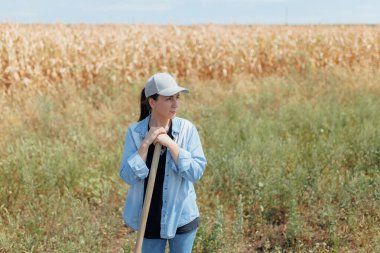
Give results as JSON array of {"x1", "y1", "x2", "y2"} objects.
[
  {"x1": 1, "y1": 66, "x2": 379, "y2": 252},
  {"x1": 194, "y1": 70, "x2": 380, "y2": 252}
]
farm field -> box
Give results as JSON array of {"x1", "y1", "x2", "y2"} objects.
[{"x1": 0, "y1": 24, "x2": 379, "y2": 252}]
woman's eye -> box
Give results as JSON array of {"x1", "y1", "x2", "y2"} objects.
[{"x1": 165, "y1": 96, "x2": 180, "y2": 101}]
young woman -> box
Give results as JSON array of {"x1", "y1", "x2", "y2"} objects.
[{"x1": 119, "y1": 73, "x2": 207, "y2": 253}]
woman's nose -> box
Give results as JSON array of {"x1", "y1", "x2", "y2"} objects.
[{"x1": 172, "y1": 98, "x2": 179, "y2": 107}]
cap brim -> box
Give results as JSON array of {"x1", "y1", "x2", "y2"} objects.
[{"x1": 158, "y1": 86, "x2": 189, "y2": 96}]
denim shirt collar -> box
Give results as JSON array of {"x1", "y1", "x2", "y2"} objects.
[{"x1": 134, "y1": 115, "x2": 181, "y2": 139}]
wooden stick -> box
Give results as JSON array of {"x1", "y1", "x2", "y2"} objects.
[{"x1": 134, "y1": 144, "x2": 162, "y2": 253}]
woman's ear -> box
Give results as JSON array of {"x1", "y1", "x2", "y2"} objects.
[{"x1": 148, "y1": 97, "x2": 156, "y2": 110}]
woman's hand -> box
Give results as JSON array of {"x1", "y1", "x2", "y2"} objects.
[
  {"x1": 155, "y1": 133, "x2": 180, "y2": 165},
  {"x1": 154, "y1": 133, "x2": 174, "y2": 147},
  {"x1": 138, "y1": 127, "x2": 166, "y2": 161},
  {"x1": 144, "y1": 127, "x2": 167, "y2": 146}
]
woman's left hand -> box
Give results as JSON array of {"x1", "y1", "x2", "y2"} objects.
[
  {"x1": 154, "y1": 133, "x2": 180, "y2": 164},
  {"x1": 154, "y1": 133, "x2": 174, "y2": 147}
]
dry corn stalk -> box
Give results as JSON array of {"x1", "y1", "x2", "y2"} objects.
[{"x1": 0, "y1": 23, "x2": 379, "y2": 88}]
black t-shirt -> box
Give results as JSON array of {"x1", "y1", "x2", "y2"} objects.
[{"x1": 143, "y1": 122, "x2": 199, "y2": 239}]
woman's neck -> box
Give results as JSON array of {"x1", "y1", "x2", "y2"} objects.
[{"x1": 149, "y1": 113, "x2": 171, "y2": 130}]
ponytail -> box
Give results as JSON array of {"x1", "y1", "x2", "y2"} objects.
[{"x1": 139, "y1": 88, "x2": 158, "y2": 121}]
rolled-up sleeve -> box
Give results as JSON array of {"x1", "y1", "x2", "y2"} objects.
[
  {"x1": 119, "y1": 128, "x2": 149, "y2": 185},
  {"x1": 171, "y1": 125, "x2": 207, "y2": 182}
]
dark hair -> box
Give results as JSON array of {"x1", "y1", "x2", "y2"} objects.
[{"x1": 139, "y1": 88, "x2": 159, "y2": 121}]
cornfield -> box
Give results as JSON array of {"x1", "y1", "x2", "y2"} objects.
[{"x1": 0, "y1": 24, "x2": 379, "y2": 89}]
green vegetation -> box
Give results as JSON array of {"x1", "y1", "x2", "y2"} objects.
[{"x1": 1, "y1": 69, "x2": 379, "y2": 252}]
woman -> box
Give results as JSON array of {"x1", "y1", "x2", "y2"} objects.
[{"x1": 119, "y1": 72, "x2": 207, "y2": 253}]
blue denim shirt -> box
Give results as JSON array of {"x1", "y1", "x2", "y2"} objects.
[{"x1": 119, "y1": 116, "x2": 207, "y2": 239}]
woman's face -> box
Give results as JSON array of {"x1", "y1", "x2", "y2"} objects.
[{"x1": 149, "y1": 93, "x2": 180, "y2": 119}]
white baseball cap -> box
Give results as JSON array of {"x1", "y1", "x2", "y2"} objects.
[{"x1": 144, "y1": 73, "x2": 189, "y2": 97}]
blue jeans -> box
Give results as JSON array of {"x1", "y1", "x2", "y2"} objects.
[{"x1": 142, "y1": 229, "x2": 197, "y2": 253}]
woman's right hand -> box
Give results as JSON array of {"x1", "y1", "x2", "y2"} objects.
[
  {"x1": 143, "y1": 127, "x2": 167, "y2": 146},
  {"x1": 138, "y1": 127, "x2": 166, "y2": 162}
]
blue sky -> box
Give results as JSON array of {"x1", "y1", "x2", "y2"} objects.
[{"x1": 0, "y1": 0, "x2": 379, "y2": 24}]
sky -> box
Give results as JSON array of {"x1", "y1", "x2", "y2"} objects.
[{"x1": 0, "y1": 0, "x2": 379, "y2": 25}]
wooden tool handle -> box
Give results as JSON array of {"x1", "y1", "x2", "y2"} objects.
[{"x1": 134, "y1": 144, "x2": 162, "y2": 253}]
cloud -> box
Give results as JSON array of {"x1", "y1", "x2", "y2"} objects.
[
  {"x1": 94, "y1": 2, "x2": 174, "y2": 12},
  {"x1": 0, "y1": 11, "x2": 38, "y2": 21},
  {"x1": 200, "y1": 0, "x2": 291, "y2": 3},
  {"x1": 356, "y1": 3, "x2": 376, "y2": 10}
]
